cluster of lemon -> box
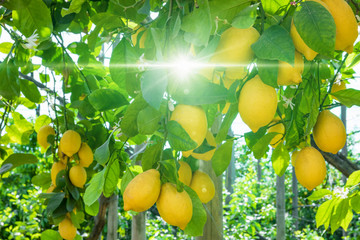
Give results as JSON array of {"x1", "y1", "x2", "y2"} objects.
[{"x1": 37, "y1": 126, "x2": 94, "y2": 240}]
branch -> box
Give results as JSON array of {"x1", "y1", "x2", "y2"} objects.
[
  {"x1": 310, "y1": 136, "x2": 359, "y2": 177},
  {"x1": 87, "y1": 194, "x2": 110, "y2": 240}
]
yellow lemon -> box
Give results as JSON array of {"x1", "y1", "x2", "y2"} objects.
[
  {"x1": 123, "y1": 169, "x2": 161, "y2": 212},
  {"x1": 131, "y1": 25, "x2": 148, "y2": 48},
  {"x1": 191, "y1": 130, "x2": 217, "y2": 161},
  {"x1": 277, "y1": 51, "x2": 304, "y2": 86},
  {"x1": 322, "y1": 0, "x2": 358, "y2": 53},
  {"x1": 238, "y1": 75, "x2": 278, "y2": 133},
  {"x1": 156, "y1": 183, "x2": 193, "y2": 230},
  {"x1": 69, "y1": 165, "x2": 87, "y2": 188},
  {"x1": 295, "y1": 147, "x2": 327, "y2": 191},
  {"x1": 46, "y1": 184, "x2": 55, "y2": 193},
  {"x1": 78, "y1": 142, "x2": 93, "y2": 168},
  {"x1": 268, "y1": 122, "x2": 285, "y2": 148},
  {"x1": 291, "y1": 150, "x2": 299, "y2": 167},
  {"x1": 59, "y1": 217, "x2": 77, "y2": 240},
  {"x1": 182, "y1": 150, "x2": 193, "y2": 158},
  {"x1": 59, "y1": 130, "x2": 82, "y2": 157},
  {"x1": 313, "y1": 110, "x2": 346, "y2": 154},
  {"x1": 170, "y1": 104, "x2": 208, "y2": 148},
  {"x1": 37, "y1": 125, "x2": 55, "y2": 149},
  {"x1": 331, "y1": 81, "x2": 346, "y2": 101},
  {"x1": 211, "y1": 27, "x2": 260, "y2": 80},
  {"x1": 178, "y1": 161, "x2": 192, "y2": 186},
  {"x1": 51, "y1": 161, "x2": 66, "y2": 186},
  {"x1": 189, "y1": 170, "x2": 215, "y2": 204}
]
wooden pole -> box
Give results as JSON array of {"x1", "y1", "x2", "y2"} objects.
[
  {"x1": 107, "y1": 194, "x2": 118, "y2": 240},
  {"x1": 225, "y1": 129, "x2": 235, "y2": 205},
  {"x1": 276, "y1": 175, "x2": 285, "y2": 240},
  {"x1": 291, "y1": 167, "x2": 298, "y2": 230}
]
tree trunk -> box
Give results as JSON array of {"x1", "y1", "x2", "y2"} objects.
[
  {"x1": 107, "y1": 194, "x2": 118, "y2": 240},
  {"x1": 276, "y1": 175, "x2": 285, "y2": 240},
  {"x1": 87, "y1": 195, "x2": 110, "y2": 240},
  {"x1": 291, "y1": 167, "x2": 298, "y2": 230},
  {"x1": 131, "y1": 212, "x2": 146, "y2": 240}
]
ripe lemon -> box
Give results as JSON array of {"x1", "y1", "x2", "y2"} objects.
[
  {"x1": 170, "y1": 104, "x2": 208, "y2": 148},
  {"x1": 69, "y1": 165, "x2": 87, "y2": 188},
  {"x1": 59, "y1": 217, "x2": 77, "y2": 240},
  {"x1": 191, "y1": 130, "x2": 216, "y2": 161},
  {"x1": 182, "y1": 150, "x2": 193, "y2": 158},
  {"x1": 37, "y1": 125, "x2": 55, "y2": 149},
  {"x1": 291, "y1": 150, "x2": 299, "y2": 167},
  {"x1": 189, "y1": 170, "x2": 215, "y2": 203},
  {"x1": 313, "y1": 110, "x2": 346, "y2": 154},
  {"x1": 131, "y1": 25, "x2": 148, "y2": 48},
  {"x1": 277, "y1": 51, "x2": 304, "y2": 86},
  {"x1": 78, "y1": 143, "x2": 93, "y2": 168},
  {"x1": 238, "y1": 75, "x2": 278, "y2": 133},
  {"x1": 59, "y1": 130, "x2": 82, "y2": 157},
  {"x1": 295, "y1": 147, "x2": 326, "y2": 191},
  {"x1": 46, "y1": 184, "x2": 55, "y2": 193},
  {"x1": 268, "y1": 122, "x2": 285, "y2": 148},
  {"x1": 123, "y1": 169, "x2": 161, "y2": 212},
  {"x1": 156, "y1": 183, "x2": 193, "y2": 230},
  {"x1": 211, "y1": 27, "x2": 260, "y2": 80},
  {"x1": 331, "y1": 81, "x2": 346, "y2": 101},
  {"x1": 322, "y1": 0, "x2": 358, "y2": 53},
  {"x1": 51, "y1": 161, "x2": 66, "y2": 186},
  {"x1": 178, "y1": 161, "x2": 192, "y2": 186}
]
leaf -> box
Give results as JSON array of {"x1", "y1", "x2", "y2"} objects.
[
  {"x1": 171, "y1": 14, "x2": 181, "y2": 39},
  {"x1": 251, "y1": 132, "x2": 278, "y2": 159},
  {"x1": 34, "y1": 115, "x2": 52, "y2": 133},
  {"x1": 159, "y1": 159, "x2": 180, "y2": 186},
  {"x1": 251, "y1": 25, "x2": 295, "y2": 65},
  {"x1": 216, "y1": 103, "x2": 238, "y2": 144},
  {"x1": 257, "y1": 59, "x2": 279, "y2": 88},
  {"x1": 346, "y1": 170, "x2": 360, "y2": 187},
  {"x1": 331, "y1": 89, "x2": 360, "y2": 108},
  {"x1": 32, "y1": 173, "x2": 51, "y2": 188},
  {"x1": 0, "y1": 59, "x2": 20, "y2": 100},
  {"x1": 316, "y1": 198, "x2": 336, "y2": 229},
  {"x1": 41, "y1": 229, "x2": 62, "y2": 240},
  {"x1": 137, "y1": 106, "x2": 162, "y2": 135},
  {"x1": 183, "y1": 186, "x2": 207, "y2": 236},
  {"x1": 211, "y1": 139, "x2": 233, "y2": 176},
  {"x1": 11, "y1": 0, "x2": 53, "y2": 40},
  {"x1": 142, "y1": 143, "x2": 162, "y2": 171},
  {"x1": 330, "y1": 198, "x2": 351, "y2": 234},
  {"x1": 120, "y1": 166, "x2": 142, "y2": 194},
  {"x1": 167, "y1": 120, "x2": 198, "y2": 151},
  {"x1": 271, "y1": 144, "x2": 290, "y2": 177},
  {"x1": 20, "y1": 78, "x2": 42, "y2": 103},
  {"x1": 46, "y1": 192, "x2": 66, "y2": 214},
  {"x1": 83, "y1": 169, "x2": 105, "y2": 206},
  {"x1": 0, "y1": 153, "x2": 38, "y2": 174},
  {"x1": 103, "y1": 159, "x2": 120, "y2": 197},
  {"x1": 61, "y1": 0, "x2": 86, "y2": 16},
  {"x1": 350, "y1": 194, "x2": 360, "y2": 213},
  {"x1": 120, "y1": 94, "x2": 149, "y2": 138},
  {"x1": 0, "y1": 42, "x2": 13, "y2": 54},
  {"x1": 140, "y1": 69, "x2": 168, "y2": 110},
  {"x1": 170, "y1": 75, "x2": 228, "y2": 105},
  {"x1": 293, "y1": 1, "x2": 336, "y2": 57},
  {"x1": 231, "y1": 3, "x2": 259, "y2": 29},
  {"x1": 94, "y1": 136, "x2": 111, "y2": 165},
  {"x1": 308, "y1": 189, "x2": 333, "y2": 201},
  {"x1": 88, "y1": 89, "x2": 128, "y2": 111},
  {"x1": 261, "y1": 0, "x2": 290, "y2": 15},
  {"x1": 181, "y1": 0, "x2": 212, "y2": 46},
  {"x1": 137, "y1": 0, "x2": 150, "y2": 15},
  {"x1": 85, "y1": 200, "x2": 99, "y2": 216}
]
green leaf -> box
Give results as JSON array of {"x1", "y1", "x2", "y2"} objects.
[
  {"x1": 346, "y1": 170, "x2": 360, "y2": 187},
  {"x1": 170, "y1": 75, "x2": 228, "y2": 105},
  {"x1": 216, "y1": 103, "x2": 238, "y2": 144},
  {"x1": 11, "y1": 0, "x2": 53, "y2": 40},
  {"x1": 94, "y1": 136, "x2": 111, "y2": 165},
  {"x1": 316, "y1": 198, "x2": 336, "y2": 229},
  {"x1": 183, "y1": 186, "x2": 207, "y2": 236},
  {"x1": 167, "y1": 120, "x2": 198, "y2": 151},
  {"x1": 0, "y1": 153, "x2": 38, "y2": 174},
  {"x1": 120, "y1": 95, "x2": 149, "y2": 138},
  {"x1": 142, "y1": 143, "x2": 162, "y2": 171},
  {"x1": 61, "y1": 0, "x2": 86, "y2": 16},
  {"x1": 137, "y1": 106, "x2": 162, "y2": 135},
  {"x1": 211, "y1": 139, "x2": 233, "y2": 176},
  {"x1": 231, "y1": 3, "x2": 258, "y2": 29},
  {"x1": 330, "y1": 198, "x2": 351, "y2": 234},
  {"x1": 103, "y1": 158, "x2": 120, "y2": 197},
  {"x1": 85, "y1": 200, "x2": 99, "y2": 216},
  {"x1": 271, "y1": 144, "x2": 290, "y2": 177},
  {"x1": 20, "y1": 78, "x2": 42, "y2": 103},
  {"x1": 140, "y1": 69, "x2": 168, "y2": 110},
  {"x1": 34, "y1": 115, "x2": 52, "y2": 132},
  {"x1": 32, "y1": 173, "x2": 51, "y2": 188},
  {"x1": 261, "y1": 0, "x2": 290, "y2": 15},
  {"x1": 350, "y1": 193, "x2": 360, "y2": 213},
  {"x1": 159, "y1": 159, "x2": 180, "y2": 186},
  {"x1": 0, "y1": 42, "x2": 13, "y2": 54},
  {"x1": 46, "y1": 192, "x2": 66, "y2": 215},
  {"x1": 41, "y1": 229, "x2": 62, "y2": 240},
  {"x1": 181, "y1": 0, "x2": 212, "y2": 46},
  {"x1": 120, "y1": 166, "x2": 142, "y2": 194},
  {"x1": 257, "y1": 59, "x2": 279, "y2": 88},
  {"x1": 0, "y1": 59, "x2": 20, "y2": 100},
  {"x1": 308, "y1": 189, "x2": 332, "y2": 201},
  {"x1": 251, "y1": 132, "x2": 278, "y2": 159},
  {"x1": 88, "y1": 89, "x2": 128, "y2": 111},
  {"x1": 293, "y1": 1, "x2": 336, "y2": 57},
  {"x1": 171, "y1": 14, "x2": 181, "y2": 39},
  {"x1": 84, "y1": 169, "x2": 105, "y2": 206},
  {"x1": 137, "y1": 0, "x2": 150, "y2": 15},
  {"x1": 251, "y1": 25, "x2": 295, "y2": 65},
  {"x1": 331, "y1": 89, "x2": 360, "y2": 108}
]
